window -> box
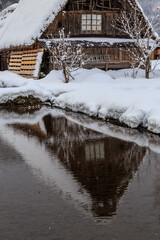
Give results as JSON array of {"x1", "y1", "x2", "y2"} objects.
[{"x1": 81, "y1": 14, "x2": 102, "y2": 32}]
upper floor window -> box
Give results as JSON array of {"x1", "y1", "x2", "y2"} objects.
[{"x1": 81, "y1": 14, "x2": 102, "y2": 32}]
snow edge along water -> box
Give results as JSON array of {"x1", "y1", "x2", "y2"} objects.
[{"x1": 1, "y1": 68, "x2": 160, "y2": 134}]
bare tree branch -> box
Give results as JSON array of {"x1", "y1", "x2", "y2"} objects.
[{"x1": 46, "y1": 29, "x2": 88, "y2": 83}]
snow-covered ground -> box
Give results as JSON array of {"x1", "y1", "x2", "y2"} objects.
[
  {"x1": 0, "y1": 66, "x2": 160, "y2": 134},
  {"x1": 0, "y1": 71, "x2": 52, "y2": 102}
]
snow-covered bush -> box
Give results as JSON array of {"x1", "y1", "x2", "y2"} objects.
[{"x1": 46, "y1": 29, "x2": 87, "y2": 83}]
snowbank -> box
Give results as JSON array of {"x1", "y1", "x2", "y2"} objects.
[
  {"x1": 1, "y1": 67, "x2": 160, "y2": 134},
  {"x1": 39, "y1": 67, "x2": 160, "y2": 134},
  {"x1": 0, "y1": 71, "x2": 52, "y2": 103}
]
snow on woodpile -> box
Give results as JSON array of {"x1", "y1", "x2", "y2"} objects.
[
  {"x1": 0, "y1": 4, "x2": 17, "y2": 29},
  {"x1": 0, "y1": 0, "x2": 67, "y2": 49},
  {"x1": 33, "y1": 51, "x2": 44, "y2": 78}
]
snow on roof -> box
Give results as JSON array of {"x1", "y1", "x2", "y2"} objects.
[
  {"x1": 0, "y1": 0, "x2": 67, "y2": 49},
  {"x1": 0, "y1": 0, "x2": 154, "y2": 50},
  {"x1": 133, "y1": 0, "x2": 159, "y2": 38},
  {"x1": 41, "y1": 37, "x2": 136, "y2": 48},
  {"x1": 0, "y1": 4, "x2": 17, "y2": 29},
  {"x1": 46, "y1": 37, "x2": 134, "y2": 43}
]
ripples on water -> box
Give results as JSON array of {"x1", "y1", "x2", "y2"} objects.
[{"x1": 0, "y1": 107, "x2": 160, "y2": 240}]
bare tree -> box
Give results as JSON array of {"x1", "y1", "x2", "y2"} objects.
[
  {"x1": 113, "y1": 0, "x2": 160, "y2": 79},
  {"x1": 46, "y1": 29, "x2": 86, "y2": 83}
]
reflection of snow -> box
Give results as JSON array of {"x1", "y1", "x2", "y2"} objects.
[
  {"x1": 0, "y1": 107, "x2": 62, "y2": 125},
  {"x1": 0, "y1": 107, "x2": 160, "y2": 153},
  {"x1": 0, "y1": 106, "x2": 160, "y2": 154},
  {"x1": 33, "y1": 51, "x2": 44, "y2": 78},
  {"x1": 62, "y1": 110, "x2": 160, "y2": 154},
  {"x1": 39, "y1": 118, "x2": 47, "y2": 135}
]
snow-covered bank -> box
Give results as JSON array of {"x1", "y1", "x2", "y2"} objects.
[
  {"x1": 1, "y1": 67, "x2": 160, "y2": 134},
  {"x1": 40, "y1": 68, "x2": 160, "y2": 134},
  {"x1": 0, "y1": 71, "x2": 53, "y2": 103}
]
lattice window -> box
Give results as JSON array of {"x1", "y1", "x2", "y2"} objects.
[{"x1": 81, "y1": 14, "x2": 102, "y2": 32}]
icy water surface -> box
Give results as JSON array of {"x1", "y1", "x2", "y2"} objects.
[{"x1": 0, "y1": 107, "x2": 160, "y2": 240}]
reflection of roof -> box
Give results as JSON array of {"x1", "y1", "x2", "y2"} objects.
[{"x1": 1, "y1": 123, "x2": 94, "y2": 219}]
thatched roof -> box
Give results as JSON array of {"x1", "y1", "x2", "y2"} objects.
[
  {"x1": 0, "y1": 0, "x2": 67, "y2": 49},
  {"x1": 0, "y1": 0, "x2": 154, "y2": 50}
]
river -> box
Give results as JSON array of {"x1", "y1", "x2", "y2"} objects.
[{"x1": 0, "y1": 106, "x2": 160, "y2": 240}]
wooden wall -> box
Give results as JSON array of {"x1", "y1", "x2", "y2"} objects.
[
  {"x1": 0, "y1": 52, "x2": 9, "y2": 71},
  {"x1": 82, "y1": 47, "x2": 132, "y2": 70},
  {"x1": 42, "y1": 11, "x2": 126, "y2": 38},
  {"x1": 51, "y1": 46, "x2": 134, "y2": 71}
]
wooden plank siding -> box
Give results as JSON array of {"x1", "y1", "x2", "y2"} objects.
[
  {"x1": 83, "y1": 47, "x2": 132, "y2": 70},
  {"x1": 42, "y1": 11, "x2": 126, "y2": 38},
  {"x1": 51, "y1": 46, "x2": 134, "y2": 71},
  {"x1": 9, "y1": 49, "x2": 44, "y2": 79}
]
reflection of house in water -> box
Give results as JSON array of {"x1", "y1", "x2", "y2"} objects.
[
  {"x1": 11, "y1": 113, "x2": 146, "y2": 219},
  {"x1": 85, "y1": 141, "x2": 105, "y2": 161}
]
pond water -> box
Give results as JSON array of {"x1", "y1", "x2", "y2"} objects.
[{"x1": 0, "y1": 106, "x2": 160, "y2": 240}]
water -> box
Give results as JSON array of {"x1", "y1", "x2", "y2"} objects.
[{"x1": 0, "y1": 106, "x2": 160, "y2": 240}]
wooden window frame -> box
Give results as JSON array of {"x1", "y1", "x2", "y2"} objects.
[{"x1": 81, "y1": 14, "x2": 102, "y2": 33}]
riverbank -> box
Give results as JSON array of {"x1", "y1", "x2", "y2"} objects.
[{"x1": 0, "y1": 67, "x2": 160, "y2": 134}]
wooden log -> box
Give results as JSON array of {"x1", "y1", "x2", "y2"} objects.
[
  {"x1": 9, "y1": 62, "x2": 21, "y2": 67},
  {"x1": 10, "y1": 55, "x2": 23, "y2": 59},
  {"x1": 21, "y1": 60, "x2": 37, "y2": 65},
  {"x1": 21, "y1": 65, "x2": 35, "y2": 70},
  {"x1": 21, "y1": 56, "x2": 37, "y2": 61},
  {"x1": 11, "y1": 51, "x2": 23, "y2": 55},
  {"x1": 9, "y1": 67, "x2": 21, "y2": 71},
  {"x1": 22, "y1": 53, "x2": 38, "y2": 57},
  {"x1": 20, "y1": 70, "x2": 33, "y2": 75}
]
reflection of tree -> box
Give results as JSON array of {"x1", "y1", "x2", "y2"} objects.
[{"x1": 10, "y1": 113, "x2": 146, "y2": 218}]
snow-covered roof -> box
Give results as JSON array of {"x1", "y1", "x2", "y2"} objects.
[
  {"x1": 0, "y1": 4, "x2": 17, "y2": 29},
  {"x1": 0, "y1": 0, "x2": 154, "y2": 50},
  {"x1": 46, "y1": 37, "x2": 135, "y2": 44},
  {"x1": 0, "y1": 0, "x2": 67, "y2": 49},
  {"x1": 41, "y1": 37, "x2": 136, "y2": 48},
  {"x1": 133, "y1": 0, "x2": 159, "y2": 38}
]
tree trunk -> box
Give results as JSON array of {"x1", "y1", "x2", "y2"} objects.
[
  {"x1": 63, "y1": 61, "x2": 68, "y2": 83},
  {"x1": 145, "y1": 56, "x2": 150, "y2": 79}
]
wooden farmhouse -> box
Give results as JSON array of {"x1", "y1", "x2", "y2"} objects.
[{"x1": 0, "y1": 0, "x2": 153, "y2": 79}]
